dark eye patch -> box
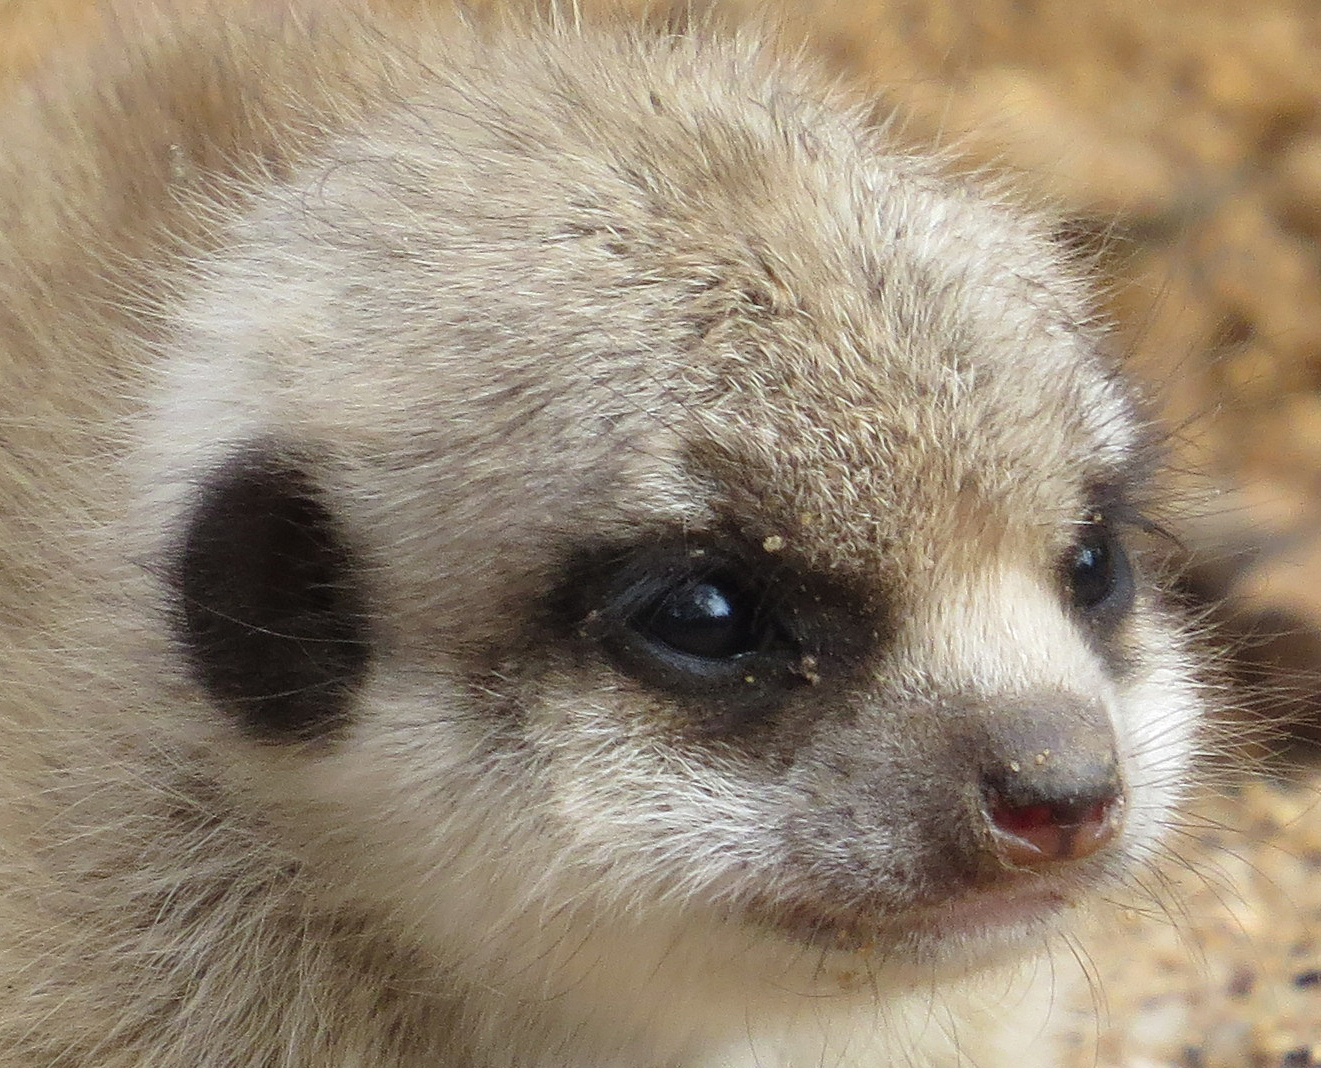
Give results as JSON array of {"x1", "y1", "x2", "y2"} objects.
[
  {"x1": 559, "y1": 534, "x2": 883, "y2": 736},
  {"x1": 171, "y1": 445, "x2": 372, "y2": 741}
]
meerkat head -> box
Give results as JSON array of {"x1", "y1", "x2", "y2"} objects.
[{"x1": 137, "y1": 12, "x2": 1202, "y2": 1037}]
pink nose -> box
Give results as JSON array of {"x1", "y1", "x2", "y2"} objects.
[{"x1": 984, "y1": 788, "x2": 1124, "y2": 866}]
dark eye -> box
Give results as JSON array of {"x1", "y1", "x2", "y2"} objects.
[
  {"x1": 1067, "y1": 516, "x2": 1133, "y2": 616},
  {"x1": 587, "y1": 550, "x2": 802, "y2": 700},
  {"x1": 634, "y1": 575, "x2": 762, "y2": 660}
]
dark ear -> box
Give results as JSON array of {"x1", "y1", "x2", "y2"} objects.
[{"x1": 173, "y1": 446, "x2": 372, "y2": 741}]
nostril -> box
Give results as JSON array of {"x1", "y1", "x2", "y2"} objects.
[{"x1": 981, "y1": 775, "x2": 1124, "y2": 867}]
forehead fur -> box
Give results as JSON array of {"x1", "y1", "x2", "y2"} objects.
[
  {"x1": 502, "y1": 29, "x2": 1139, "y2": 559},
  {"x1": 167, "y1": 18, "x2": 1140, "y2": 581}
]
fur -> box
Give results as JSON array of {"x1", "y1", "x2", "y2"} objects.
[{"x1": 0, "y1": 2, "x2": 1205, "y2": 1065}]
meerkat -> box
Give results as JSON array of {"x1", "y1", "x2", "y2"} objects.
[{"x1": 0, "y1": 1, "x2": 1207, "y2": 1065}]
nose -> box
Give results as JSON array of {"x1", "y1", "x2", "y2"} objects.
[
  {"x1": 982, "y1": 760, "x2": 1123, "y2": 865},
  {"x1": 974, "y1": 695, "x2": 1125, "y2": 868}
]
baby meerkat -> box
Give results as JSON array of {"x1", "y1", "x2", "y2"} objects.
[{"x1": 0, "y1": 1, "x2": 1205, "y2": 1066}]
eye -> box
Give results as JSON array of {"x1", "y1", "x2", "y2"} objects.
[
  {"x1": 634, "y1": 574, "x2": 763, "y2": 660},
  {"x1": 1067, "y1": 515, "x2": 1133, "y2": 616},
  {"x1": 587, "y1": 549, "x2": 802, "y2": 700}
]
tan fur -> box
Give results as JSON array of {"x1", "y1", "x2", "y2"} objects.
[{"x1": 0, "y1": 2, "x2": 1204, "y2": 1066}]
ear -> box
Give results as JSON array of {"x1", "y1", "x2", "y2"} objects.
[{"x1": 172, "y1": 444, "x2": 373, "y2": 741}]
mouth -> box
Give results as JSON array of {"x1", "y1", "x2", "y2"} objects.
[
  {"x1": 895, "y1": 886, "x2": 1072, "y2": 942},
  {"x1": 746, "y1": 884, "x2": 1073, "y2": 955}
]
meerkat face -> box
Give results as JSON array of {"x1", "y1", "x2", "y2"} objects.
[{"x1": 141, "y1": 23, "x2": 1201, "y2": 1018}]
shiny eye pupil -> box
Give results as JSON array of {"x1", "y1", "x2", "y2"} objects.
[
  {"x1": 1069, "y1": 522, "x2": 1118, "y2": 610},
  {"x1": 637, "y1": 577, "x2": 759, "y2": 660}
]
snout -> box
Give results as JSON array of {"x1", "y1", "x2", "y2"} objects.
[{"x1": 765, "y1": 690, "x2": 1131, "y2": 952}]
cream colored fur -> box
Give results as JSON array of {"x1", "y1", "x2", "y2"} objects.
[{"x1": 0, "y1": 2, "x2": 1203, "y2": 1065}]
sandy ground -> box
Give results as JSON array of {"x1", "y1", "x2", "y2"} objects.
[{"x1": 4, "y1": 0, "x2": 1321, "y2": 1064}]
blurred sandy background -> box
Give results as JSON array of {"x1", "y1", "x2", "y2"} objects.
[{"x1": 4, "y1": 0, "x2": 1321, "y2": 1064}]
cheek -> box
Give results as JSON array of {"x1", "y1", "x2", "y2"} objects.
[
  {"x1": 1108, "y1": 625, "x2": 1204, "y2": 843},
  {"x1": 258, "y1": 679, "x2": 551, "y2": 931},
  {"x1": 517, "y1": 684, "x2": 792, "y2": 886}
]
